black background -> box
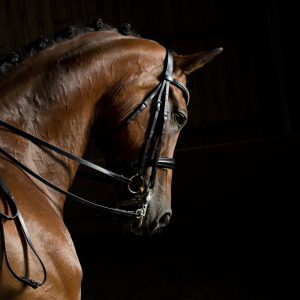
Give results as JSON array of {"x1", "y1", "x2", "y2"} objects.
[{"x1": 1, "y1": 1, "x2": 299, "y2": 299}]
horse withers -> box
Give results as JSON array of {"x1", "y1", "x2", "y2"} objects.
[{"x1": 0, "y1": 21, "x2": 222, "y2": 299}]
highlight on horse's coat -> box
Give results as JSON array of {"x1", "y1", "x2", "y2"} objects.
[{"x1": 0, "y1": 18, "x2": 222, "y2": 299}]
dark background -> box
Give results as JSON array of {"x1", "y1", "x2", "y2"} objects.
[{"x1": 1, "y1": 0, "x2": 299, "y2": 299}]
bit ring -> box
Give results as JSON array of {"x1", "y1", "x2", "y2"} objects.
[{"x1": 128, "y1": 174, "x2": 145, "y2": 194}]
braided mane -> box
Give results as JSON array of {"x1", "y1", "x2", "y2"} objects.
[{"x1": 0, "y1": 18, "x2": 139, "y2": 76}]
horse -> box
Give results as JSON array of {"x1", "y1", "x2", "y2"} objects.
[{"x1": 0, "y1": 19, "x2": 222, "y2": 299}]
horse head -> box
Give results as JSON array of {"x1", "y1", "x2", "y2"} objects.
[
  {"x1": 92, "y1": 40, "x2": 223, "y2": 235},
  {"x1": 0, "y1": 22, "x2": 223, "y2": 296},
  {"x1": 0, "y1": 26, "x2": 222, "y2": 238}
]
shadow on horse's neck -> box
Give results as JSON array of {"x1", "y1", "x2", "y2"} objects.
[{"x1": 0, "y1": 31, "x2": 157, "y2": 212}]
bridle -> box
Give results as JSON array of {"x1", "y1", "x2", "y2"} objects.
[
  {"x1": 0, "y1": 48, "x2": 189, "y2": 219},
  {"x1": 112, "y1": 48, "x2": 190, "y2": 215},
  {"x1": 0, "y1": 48, "x2": 189, "y2": 288}
]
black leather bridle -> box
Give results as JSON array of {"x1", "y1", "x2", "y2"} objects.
[
  {"x1": 0, "y1": 49, "x2": 189, "y2": 288},
  {"x1": 0, "y1": 48, "x2": 189, "y2": 218}
]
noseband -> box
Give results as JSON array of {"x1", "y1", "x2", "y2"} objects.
[{"x1": 0, "y1": 49, "x2": 189, "y2": 219}]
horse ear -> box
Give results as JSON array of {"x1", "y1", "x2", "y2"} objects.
[{"x1": 174, "y1": 47, "x2": 223, "y2": 75}]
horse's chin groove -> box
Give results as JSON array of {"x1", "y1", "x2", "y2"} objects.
[
  {"x1": 130, "y1": 227, "x2": 156, "y2": 236},
  {"x1": 131, "y1": 225, "x2": 165, "y2": 236},
  {"x1": 129, "y1": 218, "x2": 162, "y2": 236}
]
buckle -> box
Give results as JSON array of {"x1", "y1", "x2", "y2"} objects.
[{"x1": 128, "y1": 174, "x2": 145, "y2": 194}]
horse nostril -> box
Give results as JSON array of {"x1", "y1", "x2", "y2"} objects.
[{"x1": 158, "y1": 212, "x2": 172, "y2": 228}]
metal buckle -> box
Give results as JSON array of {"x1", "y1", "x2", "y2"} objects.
[
  {"x1": 135, "y1": 191, "x2": 152, "y2": 223},
  {"x1": 128, "y1": 174, "x2": 145, "y2": 194}
]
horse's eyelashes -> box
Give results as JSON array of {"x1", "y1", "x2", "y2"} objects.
[{"x1": 174, "y1": 112, "x2": 187, "y2": 127}]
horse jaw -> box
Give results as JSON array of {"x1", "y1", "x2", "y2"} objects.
[{"x1": 130, "y1": 177, "x2": 173, "y2": 236}]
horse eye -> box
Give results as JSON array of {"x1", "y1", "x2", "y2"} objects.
[{"x1": 174, "y1": 112, "x2": 186, "y2": 127}]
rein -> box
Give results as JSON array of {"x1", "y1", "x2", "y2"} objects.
[
  {"x1": 0, "y1": 176, "x2": 47, "y2": 288},
  {"x1": 0, "y1": 48, "x2": 189, "y2": 288}
]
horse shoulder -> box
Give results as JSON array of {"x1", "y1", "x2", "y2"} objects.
[{"x1": 0, "y1": 159, "x2": 82, "y2": 299}]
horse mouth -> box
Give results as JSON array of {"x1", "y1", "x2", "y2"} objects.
[
  {"x1": 130, "y1": 224, "x2": 163, "y2": 236},
  {"x1": 130, "y1": 212, "x2": 169, "y2": 236},
  {"x1": 115, "y1": 212, "x2": 159, "y2": 236},
  {"x1": 116, "y1": 197, "x2": 143, "y2": 209},
  {"x1": 116, "y1": 193, "x2": 171, "y2": 236},
  {"x1": 130, "y1": 223, "x2": 158, "y2": 236},
  {"x1": 116, "y1": 194, "x2": 151, "y2": 235}
]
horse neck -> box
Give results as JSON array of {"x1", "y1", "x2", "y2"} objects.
[
  {"x1": 0, "y1": 32, "x2": 164, "y2": 212},
  {"x1": 0, "y1": 35, "x2": 119, "y2": 211}
]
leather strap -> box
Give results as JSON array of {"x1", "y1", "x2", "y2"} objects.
[
  {"x1": 115, "y1": 83, "x2": 163, "y2": 130},
  {"x1": 0, "y1": 119, "x2": 131, "y2": 184},
  {"x1": 0, "y1": 176, "x2": 47, "y2": 288},
  {"x1": 150, "y1": 157, "x2": 175, "y2": 169},
  {"x1": 165, "y1": 75, "x2": 190, "y2": 105},
  {"x1": 0, "y1": 147, "x2": 141, "y2": 218}
]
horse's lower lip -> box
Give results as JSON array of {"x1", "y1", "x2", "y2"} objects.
[
  {"x1": 130, "y1": 227, "x2": 144, "y2": 236},
  {"x1": 130, "y1": 219, "x2": 159, "y2": 236},
  {"x1": 130, "y1": 218, "x2": 144, "y2": 234}
]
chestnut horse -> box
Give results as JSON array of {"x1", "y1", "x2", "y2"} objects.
[{"x1": 0, "y1": 21, "x2": 222, "y2": 299}]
